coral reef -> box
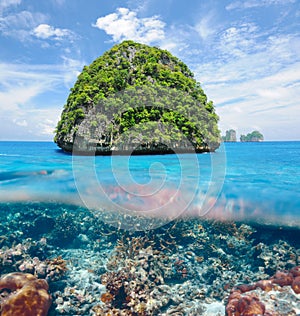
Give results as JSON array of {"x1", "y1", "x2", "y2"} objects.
[
  {"x1": 0, "y1": 272, "x2": 51, "y2": 316},
  {"x1": 90, "y1": 221, "x2": 256, "y2": 315},
  {"x1": 53, "y1": 285, "x2": 100, "y2": 315},
  {"x1": 1, "y1": 203, "x2": 300, "y2": 315},
  {"x1": 74, "y1": 219, "x2": 300, "y2": 315}
]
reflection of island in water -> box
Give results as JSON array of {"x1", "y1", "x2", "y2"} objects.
[{"x1": 222, "y1": 129, "x2": 264, "y2": 142}]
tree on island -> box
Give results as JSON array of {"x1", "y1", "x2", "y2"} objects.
[
  {"x1": 240, "y1": 130, "x2": 264, "y2": 142},
  {"x1": 222, "y1": 129, "x2": 237, "y2": 142}
]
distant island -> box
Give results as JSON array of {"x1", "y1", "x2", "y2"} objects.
[
  {"x1": 54, "y1": 40, "x2": 221, "y2": 155},
  {"x1": 222, "y1": 129, "x2": 237, "y2": 142},
  {"x1": 240, "y1": 131, "x2": 264, "y2": 142},
  {"x1": 222, "y1": 130, "x2": 264, "y2": 142}
]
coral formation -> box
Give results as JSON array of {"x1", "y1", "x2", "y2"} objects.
[
  {"x1": 290, "y1": 265, "x2": 300, "y2": 277},
  {"x1": 292, "y1": 276, "x2": 300, "y2": 294},
  {"x1": 254, "y1": 239, "x2": 298, "y2": 275},
  {"x1": 0, "y1": 238, "x2": 51, "y2": 273},
  {"x1": 46, "y1": 256, "x2": 68, "y2": 281},
  {"x1": 0, "y1": 238, "x2": 67, "y2": 281},
  {"x1": 226, "y1": 291, "x2": 265, "y2": 316},
  {"x1": 226, "y1": 265, "x2": 300, "y2": 315},
  {"x1": 96, "y1": 236, "x2": 173, "y2": 315},
  {"x1": 0, "y1": 272, "x2": 51, "y2": 316},
  {"x1": 18, "y1": 255, "x2": 68, "y2": 281},
  {"x1": 271, "y1": 270, "x2": 294, "y2": 287}
]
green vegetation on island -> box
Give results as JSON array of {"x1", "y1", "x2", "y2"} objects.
[{"x1": 54, "y1": 40, "x2": 221, "y2": 154}]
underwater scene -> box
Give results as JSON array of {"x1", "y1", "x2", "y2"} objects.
[{"x1": 0, "y1": 141, "x2": 300, "y2": 315}]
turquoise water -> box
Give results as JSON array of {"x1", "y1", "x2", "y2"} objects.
[{"x1": 0, "y1": 141, "x2": 299, "y2": 228}]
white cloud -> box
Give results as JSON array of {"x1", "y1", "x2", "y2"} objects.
[
  {"x1": 13, "y1": 118, "x2": 28, "y2": 127},
  {"x1": 194, "y1": 11, "x2": 217, "y2": 40},
  {"x1": 0, "y1": 10, "x2": 47, "y2": 40},
  {"x1": 0, "y1": 64, "x2": 61, "y2": 114},
  {"x1": 38, "y1": 118, "x2": 58, "y2": 135},
  {"x1": 196, "y1": 30, "x2": 300, "y2": 85},
  {"x1": 33, "y1": 23, "x2": 74, "y2": 41},
  {"x1": 93, "y1": 7, "x2": 165, "y2": 44},
  {"x1": 1, "y1": 10, "x2": 74, "y2": 43},
  {"x1": 157, "y1": 24, "x2": 192, "y2": 57},
  {"x1": 0, "y1": 10, "x2": 45, "y2": 29},
  {"x1": 126, "y1": 0, "x2": 151, "y2": 13},
  {"x1": 226, "y1": 0, "x2": 296, "y2": 10},
  {"x1": 1, "y1": 108, "x2": 62, "y2": 140},
  {"x1": 0, "y1": 61, "x2": 83, "y2": 140},
  {"x1": 0, "y1": 0, "x2": 21, "y2": 11},
  {"x1": 219, "y1": 23, "x2": 261, "y2": 58}
]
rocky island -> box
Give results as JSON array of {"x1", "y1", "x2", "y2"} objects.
[
  {"x1": 222, "y1": 129, "x2": 237, "y2": 142},
  {"x1": 54, "y1": 41, "x2": 220, "y2": 154},
  {"x1": 240, "y1": 130, "x2": 264, "y2": 142}
]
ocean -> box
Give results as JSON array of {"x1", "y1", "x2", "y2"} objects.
[{"x1": 0, "y1": 141, "x2": 300, "y2": 315}]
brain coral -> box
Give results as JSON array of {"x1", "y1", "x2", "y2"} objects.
[{"x1": 0, "y1": 272, "x2": 51, "y2": 316}]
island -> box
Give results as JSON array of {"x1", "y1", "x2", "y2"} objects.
[
  {"x1": 54, "y1": 40, "x2": 221, "y2": 155},
  {"x1": 240, "y1": 131, "x2": 264, "y2": 142},
  {"x1": 222, "y1": 129, "x2": 237, "y2": 142}
]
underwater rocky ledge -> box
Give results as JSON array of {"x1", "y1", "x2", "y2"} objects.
[{"x1": 0, "y1": 202, "x2": 300, "y2": 315}]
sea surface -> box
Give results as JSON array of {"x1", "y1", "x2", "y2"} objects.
[{"x1": 0, "y1": 141, "x2": 299, "y2": 228}]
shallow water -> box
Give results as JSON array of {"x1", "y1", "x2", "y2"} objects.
[{"x1": 0, "y1": 141, "x2": 299, "y2": 228}]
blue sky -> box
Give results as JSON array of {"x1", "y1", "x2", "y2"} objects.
[{"x1": 0, "y1": 0, "x2": 299, "y2": 141}]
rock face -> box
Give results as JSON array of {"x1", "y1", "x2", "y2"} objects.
[{"x1": 54, "y1": 41, "x2": 221, "y2": 154}]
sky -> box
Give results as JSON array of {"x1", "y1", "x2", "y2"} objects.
[{"x1": 0, "y1": 0, "x2": 299, "y2": 141}]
